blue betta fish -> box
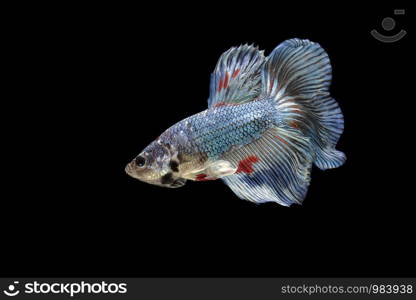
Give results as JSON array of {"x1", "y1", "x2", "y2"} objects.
[{"x1": 125, "y1": 39, "x2": 345, "y2": 206}]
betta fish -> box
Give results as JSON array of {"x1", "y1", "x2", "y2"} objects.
[{"x1": 125, "y1": 39, "x2": 345, "y2": 206}]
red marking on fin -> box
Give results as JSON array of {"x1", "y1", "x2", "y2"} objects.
[
  {"x1": 214, "y1": 102, "x2": 227, "y2": 108},
  {"x1": 274, "y1": 135, "x2": 289, "y2": 145},
  {"x1": 232, "y1": 68, "x2": 240, "y2": 79},
  {"x1": 291, "y1": 105, "x2": 303, "y2": 114},
  {"x1": 236, "y1": 155, "x2": 259, "y2": 174},
  {"x1": 195, "y1": 173, "x2": 216, "y2": 181},
  {"x1": 196, "y1": 173, "x2": 208, "y2": 181},
  {"x1": 218, "y1": 78, "x2": 224, "y2": 92},
  {"x1": 223, "y1": 72, "x2": 229, "y2": 89},
  {"x1": 289, "y1": 121, "x2": 300, "y2": 129}
]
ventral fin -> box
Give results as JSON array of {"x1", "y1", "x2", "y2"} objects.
[
  {"x1": 184, "y1": 160, "x2": 236, "y2": 181},
  {"x1": 207, "y1": 160, "x2": 236, "y2": 177},
  {"x1": 208, "y1": 44, "x2": 265, "y2": 108},
  {"x1": 220, "y1": 127, "x2": 313, "y2": 206}
]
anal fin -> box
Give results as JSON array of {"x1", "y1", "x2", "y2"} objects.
[
  {"x1": 207, "y1": 160, "x2": 236, "y2": 177},
  {"x1": 221, "y1": 127, "x2": 313, "y2": 206}
]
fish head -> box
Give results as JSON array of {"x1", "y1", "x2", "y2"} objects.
[{"x1": 125, "y1": 139, "x2": 186, "y2": 188}]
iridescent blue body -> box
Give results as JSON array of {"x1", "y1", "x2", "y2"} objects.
[{"x1": 165, "y1": 100, "x2": 276, "y2": 160}]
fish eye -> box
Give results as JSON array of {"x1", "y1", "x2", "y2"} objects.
[{"x1": 135, "y1": 156, "x2": 146, "y2": 167}]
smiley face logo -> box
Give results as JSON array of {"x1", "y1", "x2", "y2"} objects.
[
  {"x1": 3, "y1": 281, "x2": 20, "y2": 297},
  {"x1": 371, "y1": 9, "x2": 406, "y2": 43}
]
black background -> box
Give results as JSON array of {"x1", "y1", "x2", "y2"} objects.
[{"x1": 3, "y1": 4, "x2": 413, "y2": 277}]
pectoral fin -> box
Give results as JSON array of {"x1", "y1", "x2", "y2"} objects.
[{"x1": 206, "y1": 160, "x2": 236, "y2": 177}]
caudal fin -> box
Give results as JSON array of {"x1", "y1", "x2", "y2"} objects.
[
  {"x1": 261, "y1": 38, "x2": 346, "y2": 170},
  {"x1": 221, "y1": 126, "x2": 313, "y2": 206}
]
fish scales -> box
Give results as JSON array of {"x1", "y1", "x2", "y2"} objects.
[{"x1": 176, "y1": 100, "x2": 275, "y2": 159}]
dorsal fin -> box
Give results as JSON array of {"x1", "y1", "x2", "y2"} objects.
[
  {"x1": 208, "y1": 44, "x2": 265, "y2": 108},
  {"x1": 261, "y1": 38, "x2": 332, "y2": 100}
]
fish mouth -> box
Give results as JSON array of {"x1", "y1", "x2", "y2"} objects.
[
  {"x1": 125, "y1": 163, "x2": 146, "y2": 182},
  {"x1": 125, "y1": 162, "x2": 135, "y2": 177}
]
